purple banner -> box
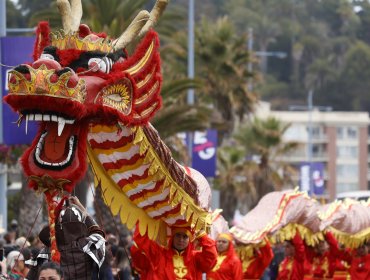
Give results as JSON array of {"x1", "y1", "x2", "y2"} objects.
[
  {"x1": 191, "y1": 130, "x2": 217, "y2": 178},
  {"x1": 300, "y1": 162, "x2": 325, "y2": 195},
  {"x1": 1, "y1": 36, "x2": 38, "y2": 144}
]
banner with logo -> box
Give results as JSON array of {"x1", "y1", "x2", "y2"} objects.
[
  {"x1": 1, "y1": 36, "x2": 37, "y2": 144},
  {"x1": 191, "y1": 130, "x2": 217, "y2": 178},
  {"x1": 300, "y1": 162, "x2": 325, "y2": 195}
]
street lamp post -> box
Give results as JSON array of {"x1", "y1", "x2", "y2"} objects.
[
  {"x1": 0, "y1": 0, "x2": 7, "y2": 232},
  {"x1": 247, "y1": 28, "x2": 287, "y2": 91},
  {"x1": 307, "y1": 89, "x2": 313, "y2": 194},
  {"x1": 187, "y1": 0, "x2": 195, "y2": 167}
]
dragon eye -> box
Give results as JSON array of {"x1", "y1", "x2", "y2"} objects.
[
  {"x1": 88, "y1": 57, "x2": 113, "y2": 73},
  {"x1": 40, "y1": 53, "x2": 55, "y2": 60}
]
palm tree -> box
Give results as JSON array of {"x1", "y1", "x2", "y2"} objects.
[
  {"x1": 234, "y1": 117, "x2": 299, "y2": 208},
  {"x1": 194, "y1": 17, "x2": 257, "y2": 141},
  {"x1": 214, "y1": 145, "x2": 254, "y2": 222}
]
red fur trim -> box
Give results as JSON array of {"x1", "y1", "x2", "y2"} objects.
[
  {"x1": 33, "y1": 22, "x2": 51, "y2": 61},
  {"x1": 114, "y1": 30, "x2": 160, "y2": 71},
  {"x1": 4, "y1": 95, "x2": 86, "y2": 120},
  {"x1": 56, "y1": 49, "x2": 84, "y2": 67},
  {"x1": 20, "y1": 124, "x2": 89, "y2": 193},
  {"x1": 21, "y1": 140, "x2": 38, "y2": 190}
]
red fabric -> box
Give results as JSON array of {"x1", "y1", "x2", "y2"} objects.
[
  {"x1": 207, "y1": 240, "x2": 243, "y2": 280},
  {"x1": 339, "y1": 249, "x2": 370, "y2": 279},
  {"x1": 348, "y1": 254, "x2": 370, "y2": 279},
  {"x1": 332, "y1": 258, "x2": 350, "y2": 280},
  {"x1": 305, "y1": 232, "x2": 339, "y2": 279},
  {"x1": 242, "y1": 241, "x2": 274, "y2": 279},
  {"x1": 277, "y1": 232, "x2": 305, "y2": 280},
  {"x1": 33, "y1": 21, "x2": 50, "y2": 61},
  {"x1": 131, "y1": 227, "x2": 217, "y2": 280}
]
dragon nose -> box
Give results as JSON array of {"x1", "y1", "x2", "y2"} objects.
[{"x1": 32, "y1": 58, "x2": 62, "y2": 71}]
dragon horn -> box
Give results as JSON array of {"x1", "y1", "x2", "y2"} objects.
[
  {"x1": 113, "y1": 0, "x2": 169, "y2": 50},
  {"x1": 138, "y1": 0, "x2": 169, "y2": 37},
  {"x1": 113, "y1": 10, "x2": 150, "y2": 51},
  {"x1": 56, "y1": 0, "x2": 82, "y2": 34}
]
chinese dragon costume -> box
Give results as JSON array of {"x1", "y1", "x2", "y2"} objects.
[{"x1": 3, "y1": 0, "x2": 212, "y2": 267}]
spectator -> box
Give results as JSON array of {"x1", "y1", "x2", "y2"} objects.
[
  {"x1": 112, "y1": 247, "x2": 131, "y2": 280},
  {"x1": 25, "y1": 226, "x2": 51, "y2": 280},
  {"x1": 6, "y1": 251, "x2": 25, "y2": 280},
  {"x1": 15, "y1": 238, "x2": 30, "y2": 250},
  {"x1": 37, "y1": 262, "x2": 63, "y2": 280}
]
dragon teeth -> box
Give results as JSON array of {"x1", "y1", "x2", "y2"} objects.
[
  {"x1": 22, "y1": 113, "x2": 75, "y2": 136},
  {"x1": 57, "y1": 117, "x2": 66, "y2": 136},
  {"x1": 35, "y1": 114, "x2": 42, "y2": 121},
  {"x1": 25, "y1": 115, "x2": 29, "y2": 135}
]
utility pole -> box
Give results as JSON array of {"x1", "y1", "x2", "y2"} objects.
[
  {"x1": 187, "y1": 0, "x2": 195, "y2": 167},
  {"x1": 0, "y1": 0, "x2": 7, "y2": 232},
  {"x1": 307, "y1": 89, "x2": 313, "y2": 195}
]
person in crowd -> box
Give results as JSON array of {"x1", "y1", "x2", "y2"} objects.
[
  {"x1": 237, "y1": 238, "x2": 274, "y2": 280},
  {"x1": 332, "y1": 244, "x2": 350, "y2": 280},
  {"x1": 3, "y1": 233, "x2": 16, "y2": 248},
  {"x1": 6, "y1": 251, "x2": 26, "y2": 280},
  {"x1": 0, "y1": 239, "x2": 6, "y2": 276},
  {"x1": 25, "y1": 226, "x2": 51, "y2": 280},
  {"x1": 112, "y1": 247, "x2": 131, "y2": 280},
  {"x1": 206, "y1": 233, "x2": 243, "y2": 280},
  {"x1": 9, "y1": 221, "x2": 18, "y2": 239},
  {"x1": 305, "y1": 231, "x2": 339, "y2": 279},
  {"x1": 268, "y1": 243, "x2": 286, "y2": 280},
  {"x1": 131, "y1": 225, "x2": 217, "y2": 280},
  {"x1": 37, "y1": 261, "x2": 64, "y2": 280},
  {"x1": 91, "y1": 247, "x2": 114, "y2": 280},
  {"x1": 344, "y1": 243, "x2": 370, "y2": 279},
  {"x1": 277, "y1": 232, "x2": 305, "y2": 280},
  {"x1": 55, "y1": 196, "x2": 106, "y2": 280}
]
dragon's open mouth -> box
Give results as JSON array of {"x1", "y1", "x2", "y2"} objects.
[{"x1": 22, "y1": 112, "x2": 79, "y2": 170}]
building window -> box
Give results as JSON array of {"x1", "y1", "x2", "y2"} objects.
[
  {"x1": 337, "y1": 126, "x2": 358, "y2": 140},
  {"x1": 337, "y1": 164, "x2": 358, "y2": 178},
  {"x1": 337, "y1": 127, "x2": 344, "y2": 139},
  {"x1": 311, "y1": 126, "x2": 321, "y2": 139},
  {"x1": 337, "y1": 146, "x2": 358, "y2": 158},
  {"x1": 347, "y1": 127, "x2": 358, "y2": 139},
  {"x1": 337, "y1": 183, "x2": 359, "y2": 193}
]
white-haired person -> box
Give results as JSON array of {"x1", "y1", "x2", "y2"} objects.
[{"x1": 6, "y1": 250, "x2": 26, "y2": 280}]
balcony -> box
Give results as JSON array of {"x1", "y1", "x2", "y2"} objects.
[{"x1": 278, "y1": 152, "x2": 329, "y2": 163}]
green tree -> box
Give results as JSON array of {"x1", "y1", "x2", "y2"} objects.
[
  {"x1": 214, "y1": 145, "x2": 255, "y2": 221},
  {"x1": 194, "y1": 17, "x2": 257, "y2": 140},
  {"x1": 234, "y1": 117, "x2": 298, "y2": 207},
  {"x1": 334, "y1": 42, "x2": 370, "y2": 111},
  {"x1": 6, "y1": 0, "x2": 26, "y2": 28}
]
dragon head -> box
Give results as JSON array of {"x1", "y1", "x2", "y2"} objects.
[{"x1": 4, "y1": 0, "x2": 166, "y2": 192}]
